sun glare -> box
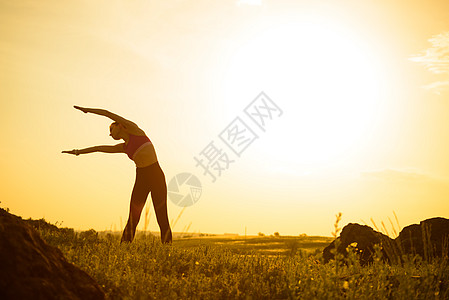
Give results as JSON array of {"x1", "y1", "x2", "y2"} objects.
[{"x1": 222, "y1": 19, "x2": 384, "y2": 171}]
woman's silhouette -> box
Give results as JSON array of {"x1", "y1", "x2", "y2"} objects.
[{"x1": 62, "y1": 106, "x2": 172, "y2": 244}]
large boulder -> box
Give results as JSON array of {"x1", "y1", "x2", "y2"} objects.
[
  {"x1": 323, "y1": 217, "x2": 449, "y2": 265},
  {"x1": 396, "y1": 217, "x2": 449, "y2": 259},
  {"x1": 0, "y1": 208, "x2": 105, "y2": 300},
  {"x1": 323, "y1": 223, "x2": 394, "y2": 265}
]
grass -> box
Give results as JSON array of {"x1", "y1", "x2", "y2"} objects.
[
  {"x1": 173, "y1": 235, "x2": 332, "y2": 256},
  {"x1": 33, "y1": 216, "x2": 448, "y2": 299}
]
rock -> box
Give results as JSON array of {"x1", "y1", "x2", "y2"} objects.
[
  {"x1": 396, "y1": 217, "x2": 449, "y2": 259},
  {"x1": 0, "y1": 208, "x2": 105, "y2": 300},
  {"x1": 323, "y1": 217, "x2": 449, "y2": 265},
  {"x1": 323, "y1": 223, "x2": 394, "y2": 265}
]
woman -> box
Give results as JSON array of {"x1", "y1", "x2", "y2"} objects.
[{"x1": 62, "y1": 106, "x2": 172, "y2": 244}]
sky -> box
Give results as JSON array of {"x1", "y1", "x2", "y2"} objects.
[{"x1": 1, "y1": 0, "x2": 449, "y2": 237}]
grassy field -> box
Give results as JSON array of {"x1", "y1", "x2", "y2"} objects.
[
  {"x1": 172, "y1": 235, "x2": 333, "y2": 256},
  {"x1": 35, "y1": 224, "x2": 448, "y2": 299}
]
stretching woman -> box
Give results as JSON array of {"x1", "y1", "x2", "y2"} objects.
[{"x1": 62, "y1": 106, "x2": 172, "y2": 244}]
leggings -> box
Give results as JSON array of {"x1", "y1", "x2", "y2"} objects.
[{"x1": 121, "y1": 161, "x2": 172, "y2": 243}]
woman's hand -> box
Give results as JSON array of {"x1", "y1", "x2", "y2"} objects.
[
  {"x1": 62, "y1": 149, "x2": 80, "y2": 156},
  {"x1": 74, "y1": 106, "x2": 90, "y2": 113}
]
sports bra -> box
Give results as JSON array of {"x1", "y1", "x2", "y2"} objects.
[{"x1": 124, "y1": 134, "x2": 152, "y2": 160}]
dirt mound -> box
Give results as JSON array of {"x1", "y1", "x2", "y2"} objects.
[{"x1": 0, "y1": 208, "x2": 105, "y2": 300}]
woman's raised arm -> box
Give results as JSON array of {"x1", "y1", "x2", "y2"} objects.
[{"x1": 74, "y1": 106, "x2": 142, "y2": 132}]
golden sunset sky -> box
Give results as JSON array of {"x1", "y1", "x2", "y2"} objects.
[{"x1": 1, "y1": 0, "x2": 449, "y2": 236}]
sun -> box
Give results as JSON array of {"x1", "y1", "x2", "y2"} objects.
[{"x1": 221, "y1": 18, "x2": 384, "y2": 172}]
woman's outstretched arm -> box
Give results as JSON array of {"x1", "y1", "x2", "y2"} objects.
[
  {"x1": 62, "y1": 144, "x2": 125, "y2": 156},
  {"x1": 74, "y1": 106, "x2": 142, "y2": 132}
]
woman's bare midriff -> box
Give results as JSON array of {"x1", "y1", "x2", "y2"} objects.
[{"x1": 133, "y1": 143, "x2": 158, "y2": 168}]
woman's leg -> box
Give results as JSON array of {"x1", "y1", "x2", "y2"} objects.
[
  {"x1": 121, "y1": 169, "x2": 150, "y2": 243},
  {"x1": 149, "y1": 163, "x2": 172, "y2": 244}
]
